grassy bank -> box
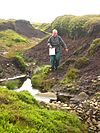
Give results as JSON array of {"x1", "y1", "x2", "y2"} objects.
[{"x1": 0, "y1": 87, "x2": 87, "y2": 133}]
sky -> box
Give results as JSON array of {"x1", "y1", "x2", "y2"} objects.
[{"x1": 0, "y1": 0, "x2": 100, "y2": 23}]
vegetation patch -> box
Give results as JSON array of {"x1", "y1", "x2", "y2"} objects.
[
  {"x1": 42, "y1": 78, "x2": 57, "y2": 92},
  {"x1": 0, "y1": 87, "x2": 87, "y2": 133},
  {"x1": 0, "y1": 29, "x2": 29, "y2": 47},
  {"x1": 1, "y1": 79, "x2": 22, "y2": 90},
  {"x1": 75, "y1": 56, "x2": 89, "y2": 69},
  {"x1": 14, "y1": 55, "x2": 27, "y2": 72},
  {"x1": 61, "y1": 67, "x2": 78, "y2": 85},
  {"x1": 31, "y1": 65, "x2": 50, "y2": 91},
  {"x1": 95, "y1": 92, "x2": 100, "y2": 97},
  {"x1": 52, "y1": 15, "x2": 100, "y2": 37},
  {"x1": 32, "y1": 22, "x2": 51, "y2": 31},
  {"x1": 87, "y1": 38, "x2": 100, "y2": 56}
]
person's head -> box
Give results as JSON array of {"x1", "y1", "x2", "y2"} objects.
[{"x1": 52, "y1": 29, "x2": 58, "y2": 37}]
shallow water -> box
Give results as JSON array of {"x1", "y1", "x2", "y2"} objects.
[{"x1": 16, "y1": 78, "x2": 57, "y2": 103}]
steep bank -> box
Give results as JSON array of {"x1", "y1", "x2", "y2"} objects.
[
  {"x1": 0, "y1": 56, "x2": 26, "y2": 79},
  {"x1": 24, "y1": 36, "x2": 96, "y2": 64},
  {"x1": 0, "y1": 19, "x2": 47, "y2": 38}
]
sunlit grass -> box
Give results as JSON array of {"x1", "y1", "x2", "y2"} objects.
[{"x1": 0, "y1": 29, "x2": 41, "y2": 57}]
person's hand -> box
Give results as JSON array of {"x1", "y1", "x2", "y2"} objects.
[
  {"x1": 49, "y1": 45, "x2": 53, "y2": 48},
  {"x1": 65, "y1": 48, "x2": 68, "y2": 52}
]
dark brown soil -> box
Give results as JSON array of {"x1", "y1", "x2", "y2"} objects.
[
  {"x1": 24, "y1": 36, "x2": 96, "y2": 64},
  {"x1": 14, "y1": 20, "x2": 47, "y2": 38},
  {"x1": 0, "y1": 56, "x2": 23, "y2": 79}
]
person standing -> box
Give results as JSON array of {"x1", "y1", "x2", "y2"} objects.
[{"x1": 47, "y1": 29, "x2": 68, "y2": 71}]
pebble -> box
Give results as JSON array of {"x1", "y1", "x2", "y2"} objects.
[
  {"x1": 62, "y1": 104, "x2": 68, "y2": 107},
  {"x1": 97, "y1": 124, "x2": 100, "y2": 130}
]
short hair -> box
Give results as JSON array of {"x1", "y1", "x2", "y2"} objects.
[{"x1": 52, "y1": 29, "x2": 58, "y2": 33}]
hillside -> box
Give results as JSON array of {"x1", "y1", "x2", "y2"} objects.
[
  {"x1": 24, "y1": 15, "x2": 100, "y2": 96},
  {"x1": 0, "y1": 19, "x2": 48, "y2": 80},
  {"x1": 52, "y1": 15, "x2": 100, "y2": 38},
  {"x1": 0, "y1": 19, "x2": 48, "y2": 59},
  {"x1": 0, "y1": 19, "x2": 47, "y2": 38},
  {"x1": 32, "y1": 22, "x2": 51, "y2": 33}
]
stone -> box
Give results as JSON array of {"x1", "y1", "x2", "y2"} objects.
[
  {"x1": 61, "y1": 106, "x2": 71, "y2": 110},
  {"x1": 92, "y1": 119, "x2": 97, "y2": 125},
  {"x1": 77, "y1": 110, "x2": 83, "y2": 114},
  {"x1": 79, "y1": 104, "x2": 83, "y2": 108},
  {"x1": 57, "y1": 92, "x2": 74, "y2": 103},
  {"x1": 86, "y1": 111, "x2": 90, "y2": 116},
  {"x1": 65, "y1": 107, "x2": 71, "y2": 110},
  {"x1": 57, "y1": 101, "x2": 61, "y2": 104},
  {"x1": 63, "y1": 104, "x2": 68, "y2": 107},
  {"x1": 61, "y1": 103, "x2": 65, "y2": 106},
  {"x1": 70, "y1": 92, "x2": 89, "y2": 104},
  {"x1": 50, "y1": 98, "x2": 57, "y2": 103},
  {"x1": 97, "y1": 124, "x2": 100, "y2": 130},
  {"x1": 97, "y1": 76, "x2": 100, "y2": 81}
]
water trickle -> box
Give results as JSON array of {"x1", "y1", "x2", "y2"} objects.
[
  {"x1": 16, "y1": 78, "x2": 57, "y2": 103},
  {"x1": 17, "y1": 78, "x2": 40, "y2": 96}
]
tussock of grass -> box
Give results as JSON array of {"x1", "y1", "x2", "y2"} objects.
[
  {"x1": 31, "y1": 65, "x2": 50, "y2": 90},
  {"x1": 61, "y1": 67, "x2": 78, "y2": 85},
  {"x1": 87, "y1": 38, "x2": 100, "y2": 56},
  {"x1": 75, "y1": 56, "x2": 89, "y2": 68}
]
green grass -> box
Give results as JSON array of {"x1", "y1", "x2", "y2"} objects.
[
  {"x1": 52, "y1": 15, "x2": 100, "y2": 37},
  {"x1": 95, "y1": 92, "x2": 100, "y2": 97},
  {"x1": 0, "y1": 29, "x2": 29, "y2": 47},
  {"x1": 0, "y1": 29, "x2": 41, "y2": 58},
  {"x1": 14, "y1": 55, "x2": 27, "y2": 72},
  {"x1": 0, "y1": 87, "x2": 87, "y2": 133},
  {"x1": 32, "y1": 22, "x2": 51, "y2": 31},
  {"x1": 75, "y1": 56, "x2": 89, "y2": 69},
  {"x1": 1, "y1": 79, "x2": 21, "y2": 90},
  {"x1": 61, "y1": 67, "x2": 78, "y2": 85},
  {"x1": 87, "y1": 38, "x2": 100, "y2": 56},
  {"x1": 31, "y1": 65, "x2": 50, "y2": 90}
]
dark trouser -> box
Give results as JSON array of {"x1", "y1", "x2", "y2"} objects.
[{"x1": 50, "y1": 52, "x2": 60, "y2": 70}]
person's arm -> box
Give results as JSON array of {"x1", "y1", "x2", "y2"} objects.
[
  {"x1": 47, "y1": 36, "x2": 52, "y2": 48},
  {"x1": 59, "y1": 36, "x2": 68, "y2": 51}
]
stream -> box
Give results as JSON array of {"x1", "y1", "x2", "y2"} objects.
[{"x1": 16, "y1": 78, "x2": 57, "y2": 103}]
